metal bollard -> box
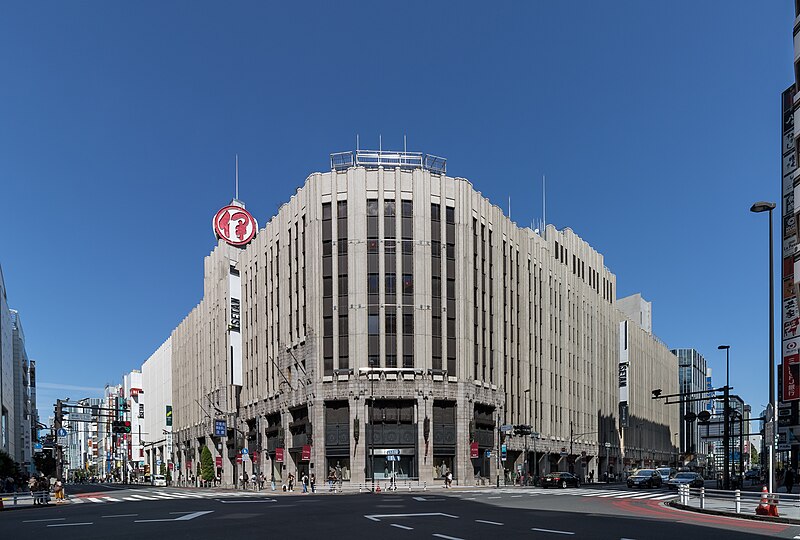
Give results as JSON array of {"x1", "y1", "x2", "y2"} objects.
[
  {"x1": 735, "y1": 489, "x2": 741, "y2": 514},
  {"x1": 423, "y1": 481, "x2": 427, "y2": 492},
  {"x1": 700, "y1": 487, "x2": 705, "y2": 509}
]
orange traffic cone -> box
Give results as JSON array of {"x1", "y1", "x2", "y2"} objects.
[
  {"x1": 768, "y1": 493, "x2": 780, "y2": 517},
  {"x1": 375, "y1": 485, "x2": 381, "y2": 493},
  {"x1": 755, "y1": 486, "x2": 769, "y2": 515}
]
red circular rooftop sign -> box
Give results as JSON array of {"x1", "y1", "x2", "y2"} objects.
[{"x1": 213, "y1": 205, "x2": 258, "y2": 246}]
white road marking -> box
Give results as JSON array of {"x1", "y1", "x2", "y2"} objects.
[
  {"x1": 511, "y1": 495, "x2": 523, "y2": 498},
  {"x1": 216, "y1": 499, "x2": 275, "y2": 504},
  {"x1": 102, "y1": 514, "x2": 138, "y2": 518},
  {"x1": 391, "y1": 524, "x2": 414, "y2": 530},
  {"x1": 364, "y1": 512, "x2": 459, "y2": 522},
  {"x1": 475, "y1": 519, "x2": 504, "y2": 525},
  {"x1": 487, "y1": 496, "x2": 502, "y2": 499},
  {"x1": 651, "y1": 494, "x2": 679, "y2": 500},
  {"x1": 433, "y1": 534, "x2": 464, "y2": 540},
  {"x1": 129, "y1": 495, "x2": 158, "y2": 500},
  {"x1": 531, "y1": 527, "x2": 575, "y2": 535},
  {"x1": 135, "y1": 510, "x2": 214, "y2": 523},
  {"x1": 102, "y1": 497, "x2": 121, "y2": 502},
  {"x1": 631, "y1": 493, "x2": 665, "y2": 499},
  {"x1": 87, "y1": 497, "x2": 105, "y2": 503},
  {"x1": 47, "y1": 522, "x2": 94, "y2": 527},
  {"x1": 23, "y1": 518, "x2": 66, "y2": 523},
  {"x1": 123, "y1": 497, "x2": 139, "y2": 501}
]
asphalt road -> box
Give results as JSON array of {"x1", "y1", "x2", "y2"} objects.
[{"x1": 1, "y1": 484, "x2": 796, "y2": 539}]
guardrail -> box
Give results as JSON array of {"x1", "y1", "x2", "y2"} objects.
[
  {"x1": 676, "y1": 485, "x2": 800, "y2": 519},
  {"x1": 0, "y1": 490, "x2": 52, "y2": 508}
]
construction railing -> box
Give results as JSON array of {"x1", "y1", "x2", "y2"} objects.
[{"x1": 676, "y1": 485, "x2": 800, "y2": 519}]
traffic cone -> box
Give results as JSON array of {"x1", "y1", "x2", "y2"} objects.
[
  {"x1": 768, "y1": 494, "x2": 780, "y2": 517},
  {"x1": 755, "y1": 486, "x2": 769, "y2": 515},
  {"x1": 375, "y1": 485, "x2": 381, "y2": 493}
]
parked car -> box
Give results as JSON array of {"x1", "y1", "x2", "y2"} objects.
[
  {"x1": 744, "y1": 469, "x2": 761, "y2": 480},
  {"x1": 656, "y1": 467, "x2": 677, "y2": 483},
  {"x1": 666, "y1": 472, "x2": 704, "y2": 489},
  {"x1": 626, "y1": 469, "x2": 662, "y2": 488},
  {"x1": 541, "y1": 472, "x2": 581, "y2": 489},
  {"x1": 152, "y1": 474, "x2": 167, "y2": 487}
]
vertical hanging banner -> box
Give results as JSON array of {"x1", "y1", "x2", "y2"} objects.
[
  {"x1": 783, "y1": 85, "x2": 800, "y2": 403},
  {"x1": 166, "y1": 405, "x2": 173, "y2": 426},
  {"x1": 619, "y1": 320, "x2": 630, "y2": 427},
  {"x1": 301, "y1": 445, "x2": 311, "y2": 461},
  {"x1": 784, "y1": 338, "x2": 800, "y2": 401},
  {"x1": 229, "y1": 265, "x2": 243, "y2": 386},
  {"x1": 275, "y1": 448, "x2": 284, "y2": 463},
  {"x1": 470, "y1": 442, "x2": 479, "y2": 459}
]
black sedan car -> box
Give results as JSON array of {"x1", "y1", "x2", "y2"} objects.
[
  {"x1": 541, "y1": 472, "x2": 581, "y2": 489},
  {"x1": 665, "y1": 472, "x2": 704, "y2": 489},
  {"x1": 626, "y1": 469, "x2": 663, "y2": 488}
]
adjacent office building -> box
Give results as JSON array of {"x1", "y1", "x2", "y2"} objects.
[
  {"x1": 156, "y1": 149, "x2": 680, "y2": 486},
  {"x1": 672, "y1": 348, "x2": 710, "y2": 469}
]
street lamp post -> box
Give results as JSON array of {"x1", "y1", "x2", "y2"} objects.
[
  {"x1": 751, "y1": 200, "x2": 777, "y2": 495},
  {"x1": 718, "y1": 345, "x2": 730, "y2": 490}
]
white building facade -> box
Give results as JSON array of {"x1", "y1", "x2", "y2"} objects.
[{"x1": 161, "y1": 150, "x2": 679, "y2": 487}]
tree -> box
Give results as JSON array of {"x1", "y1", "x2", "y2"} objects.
[
  {"x1": 200, "y1": 446, "x2": 215, "y2": 482},
  {"x1": 750, "y1": 445, "x2": 759, "y2": 467},
  {"x1": 0, "y1": 449, "x2": 21, "y2": 478},
  {"x1": 33, "y1": 451, "x2": 56, "y2": 477}
]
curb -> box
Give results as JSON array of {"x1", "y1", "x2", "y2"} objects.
[{"x1": 667, "y1": 500, "x2": 800, "y2": 525}]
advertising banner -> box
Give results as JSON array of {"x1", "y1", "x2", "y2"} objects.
[
  {"x1": 301, "y1": 445, "x2": 311, "y2": 461},
  {"x1": 470, "y1": 442, "x2": 479, "y2": 459},
  {"x1": 784, "y1": 338, "x2": 800, "y2": 401},
  {"x1": 216, "y1": 455, "x2": 222, "y2": 468},
  {"x1": 275, "y1": 448, "x2": 284, "y2": 463}
]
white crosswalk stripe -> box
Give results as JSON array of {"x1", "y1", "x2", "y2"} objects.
[
  {"x1": 474, "y1": 487, "x2": 679, "y2": 500},
  {"x1": 75, "y1": 489, "x2": 276, "y2": 504}
]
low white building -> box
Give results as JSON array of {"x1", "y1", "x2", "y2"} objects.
[{"x1": 141, "y1": 338, "x2": 173, "y2": 477}]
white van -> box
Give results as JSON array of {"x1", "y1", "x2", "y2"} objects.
[{"x1": 152, "y1": 474, "x2": 167, "y2": 487}]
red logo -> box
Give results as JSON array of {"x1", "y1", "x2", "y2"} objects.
[{"x1": 213, "y1": 205, "x2": 258, "y2": 246}]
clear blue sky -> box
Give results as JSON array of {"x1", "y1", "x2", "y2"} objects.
[{"x1": 0, "y1": 1, "x2": 792, "y2": 420}]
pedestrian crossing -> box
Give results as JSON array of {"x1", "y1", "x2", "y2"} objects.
[
  {"x1": 71, "y1": 489, "x2": 270, "y2": 505},
  {"x1": 456, "y1": 487, "x2": 678, "y2": 501}
]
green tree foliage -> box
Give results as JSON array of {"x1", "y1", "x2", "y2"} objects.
[
  {"x1": 750, "y1": 445, "x2": 759, "y2": 466},
  {"x1": 200, "y1": 446, "x2": 215, "y2": 481},
  {"x1": 0, "y1": 449, "x2": 21, "y2": 478},
  {"x1": 33, "y1": 452, "x2": 56, "y2": 477}
]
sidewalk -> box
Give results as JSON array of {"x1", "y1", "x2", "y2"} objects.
[{"x1": 668, "y1": 488, "x2": 800, "y2": 525}]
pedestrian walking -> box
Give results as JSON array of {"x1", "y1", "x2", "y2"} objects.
[
  {"x1": 786, "y1": 467, "x2": 796, "y2": 494},
  {"x1": 288, "y1": 473, "x2": 295, "y2": 492},
  {"x1": 588, "y1": 470, "x2": 594, "y2": 483},
  {"x1": 310, "y1": 473, "x2": 316, "y2": 493},
  {"x1": 446, "y1": 471, "x2": 453, "y2": 489},
  {"x1": 301, "y1": 472, "x2": 308, "y2": 493}
]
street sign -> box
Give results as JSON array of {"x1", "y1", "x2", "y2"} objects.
[
  {"x1": 70, "y1": 413, "x2": 91, "y2": 422},
  {"x1": 214, "y1": 419, "x2": 227, "y2": 438},
  {"x1": 485, "y1": 450, "x2": 492, "y2": 458},
  {"x1": 501, "y1": 443, "x2": 507, "y2": 461},
  {"x1": 500, "y1": 424, "x2": 514, "y2": 433},
  {"x1": 156, "y1": 459, "x2": 162, "y2": 466},
  {"x1": 241, "y1": 447, "x2": 249, "y2": 455},
  {"x1": 386, "y1": 455, "x2": 400, "y2": 461},
  {"x1": 385, "y1": 449, "x2": 400, "y2": 455},
  {"x1": 57, "y1": 428, "x2": 67, "y2": 437},
  {"x1": 766, "y1": 421, "x2": 776, "y2": 442}
]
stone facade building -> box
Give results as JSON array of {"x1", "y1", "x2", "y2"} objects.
[{"x1": 166, "y1": 150, "x2": 679, "y2": 486}]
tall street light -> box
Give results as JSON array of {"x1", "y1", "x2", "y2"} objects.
[
  {"x1": 751, "y1": 200, "x2": 776, "y2": 494},
  {"x1": 718, "y1": 345, "x2": 730, "y2": 490}
]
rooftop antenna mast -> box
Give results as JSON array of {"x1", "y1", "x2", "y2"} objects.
[
  {"x1": 404, "y1": 134, "x2": 407, "y2": 153},
  {"x1": 357, "y1": 134, "x2": 360, "y2": 151},
  {"x1": 379, "y1": 134, "x2": 382, "y2": 155},
  {"x1": 235, "y1": 154, "x2": 239, "y2": 200},
  {"x1": 542, "y1": 174, "x2": 546, "y2": 233}
]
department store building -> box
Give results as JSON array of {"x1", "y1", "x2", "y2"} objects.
[{"x1": 165, "y1": 149, "x2": 679, "y2": 486}]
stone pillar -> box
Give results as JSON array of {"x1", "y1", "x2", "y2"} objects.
[
  {"x1": 311, "y1": 398, "x2": 325, "y2": 487},
  {"x1": 418, "y1": 396, "x2": 434, "y2": 485},
  {"x1": 351, "y1": 397, "x2": 367, "y2": 485},
  {"x1": 456, "y1": 394, "x2": 471, "y2": 486}
]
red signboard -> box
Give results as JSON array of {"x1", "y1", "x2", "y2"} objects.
[
  {"x1": 236, "y1": 453, "x2": 242, "y2": 464},
  {"x1": 252, "y1": 452, "x2": 259, "y2": 463},
  {"x1": 213, "y1": 205, "x2": 258, "y2": 247},
  {"x1": 470, "y1": 442, "x2": 479, "y2": 459},
  {"x1": 275, "y1": 448, "x2": 284, "y2": 463},
  {"x1": 301, "y1": 445, "x2": 311, "y2": 461},
  {"x1": 168, "y1": 462, "x2": 174, "y2": 471},
  {"x1": 784, "y1": 338, "x2": 800, "y2": 401},
  {"x1": 215, "y1": 456, "x2": 222, "y2": 468}
]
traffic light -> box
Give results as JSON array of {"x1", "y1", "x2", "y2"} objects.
[
  {"x1": 514, "y1": 424, "x2": 532, "y2": 436},
  {"x1": 54, "y1": 399, "x2": 64, "y2": 432},
  {"x1": 112, "y1": 420, "x2": 132, "y2": 434}
]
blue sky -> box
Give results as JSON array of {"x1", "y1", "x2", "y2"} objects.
[{"x1": 0, "y1": 1, "x2": 792, "y2": 420}]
